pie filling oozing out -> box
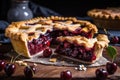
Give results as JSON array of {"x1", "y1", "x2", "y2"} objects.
[{"x1": 5, "y1": 16, "x2": 99, "y2": 58}]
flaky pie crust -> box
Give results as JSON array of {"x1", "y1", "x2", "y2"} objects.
[
  {"x1": 88, "y1": 8, "x2": 120, "y2": 19},
  {"x1": 5, "y1": 16, "x2": 98, "y2": 58},
  {"x1": 57, "y1": 34, "x2": 109, "y2": 64}
]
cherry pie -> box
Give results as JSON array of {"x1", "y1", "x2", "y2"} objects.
[
  {"x1": 88, "y1": 7, "x2": 120, "y2": 30},
  {"x1": 55, "y1": 34, "x2": 109, "y2": 64},
  {"x1": 5, "y1": 16, "x2": 98, "y2": 58}
]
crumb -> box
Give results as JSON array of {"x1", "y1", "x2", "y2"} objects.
[
  {"x1": 49, "y1": 58, "x2": 57, "y2": 63},
  {"x1": 33, "y1": 63, "x2": 37, "y2": 66},
  {"x1": 75, "y1": 64, "x2": 87, "y2": 71},
  {"x1": 15, "y1": 60, "x2": 27, "y2": 66}
]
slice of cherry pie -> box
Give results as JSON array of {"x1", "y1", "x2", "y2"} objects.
[
  {"x1": 55, "y1": 34, "x2": 109, "y2": 64},
  {"x1": 5, "y1": 16, "x2": 98, "y2": 58}
]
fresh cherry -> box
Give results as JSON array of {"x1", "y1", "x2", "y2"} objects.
[
  {"x1": 4, "y1": 63, "x2": 16, "y2": 76},
  {"x1": 43, "y1": 48, "x2": 52, "y2": 57},
  {"x1": 110, "y1": 36, "x2": 119, "y2": 44},
  {"x1": 0, "y1": 60, "x2": 5, "y2": 71},
  {"x1": 95, "y1": 68, "x2": 108, "y2": 80},
  {"x1": 60, "y1": 70, "x2": 72, "y2": 80},
  {"x1": 106, "y1": 62, "x2": 117, "y2": 75},
  {"x1": 24, "y1": 66, "x2": 36, "y2": 78}
]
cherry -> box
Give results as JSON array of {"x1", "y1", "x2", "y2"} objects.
[
  {"x1": 45, "y1": 41, "x2": 51, "y2": 46},
  {"x1": 91, "y1": 54, "x2": 96, "y2": 61},
  {"x1": 106, "y1": 62, "x2": 117, "y2": 75},
  {"x1": 24, "y1": 66, "x2": 36, "y2": 78},
  {"x1": 43, "y1": 48, "x2": 52, "y2": 57},
  {"x1": 0, "y1": 60, "x2": 5, "y2": 71},
  {"x1": 4, "y1": 63, "x2": 16, "y2": 76},
  {"x1": 60, "y1": 70, "x2": 72, "y2": 80},
  {"x1": 110, "y1": 36, "x2": 119, "y2": 44},
  {"x1": 63, "y1": 42, "x2": 70, "y2": 48},
  {"x1": 95, "y1": 68, "x2": 108, "y2": 80}
]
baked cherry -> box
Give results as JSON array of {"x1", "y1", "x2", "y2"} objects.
[
  {"x1": 4, "y1": 63, "x2": 16, "y2": 76},
  {"x1": 45, "y1": 41, "x2": 51, "y2": 46},
  {"x1": 24, "y1": 66, "x2": 36, "y2": 78},
  {"x1": 0, "y1": 60, "x2": 5, "y2": 71},
  {"x1": 60, "y1": 70, "x2": 72, "y2": 80},
  {"x1": 106, "y1": 62, "x2": 117, "y2": 75},
  {"x1": 43, "y1": 48, "x2": 52, "y2": 57},
  {"x1": 95, "y1": 68, "x2": 108, "y2": 80}
]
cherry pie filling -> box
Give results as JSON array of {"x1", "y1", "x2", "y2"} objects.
[
  {"x1": 55, "y1": 41, "x2": 96, "y2": 62},
  {"x1": 50, "y1": 29, "x2": 93, "y2": 44},
  {"x1": 24, "y1": 20, "x2": 95, "y2": 56},
  {"x1": 27, "y1": 32, "x2": 51, "y2": 56}
]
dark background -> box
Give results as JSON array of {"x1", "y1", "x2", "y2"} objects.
[{"x1": 0, "y1": 0, "x2": 120, "y2": 21}]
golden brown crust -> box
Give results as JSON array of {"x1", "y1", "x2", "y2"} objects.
[
  {"x1": 87, "y1": 8, "x2": 120, "y2": 30},
  {"x1": 5, "y1": 16, "x2": 98, "y2": 58},
  {"x1": 5, "y1": 16, "x2": 98, "y2": 42},
  {"x1": 88, "y1": 8, "x2": 120, "y2": 19},
  {"x1": 57, "y1": 34, "x2": 109, "y2": 48}
]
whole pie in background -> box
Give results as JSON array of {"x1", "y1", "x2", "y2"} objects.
[{"x1": 87, "y1": 7, "x2": 120, "y2": 30}]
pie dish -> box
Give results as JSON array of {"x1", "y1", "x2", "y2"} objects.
[
  {"x1": 55, "y1": 34, "x2": 109, "y2": 64},
  {"x1": 5, "y1": 16, "x2": 98, "y2": 58},
  {"x1": 87, "y1": 7, "x2": 120, "y2": 30}
]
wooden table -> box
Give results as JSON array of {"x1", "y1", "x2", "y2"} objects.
[{"x1": 0, "y1": 46, "x2": 120, "y2": 80}]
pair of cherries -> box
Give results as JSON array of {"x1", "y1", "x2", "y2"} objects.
[
  {"x1": 0, "y1": 60, "x2": 16, "y2": 76},
  {"x1": 0, "y1": 47, "x2": 52, "y2": 78},
  {"x1": 0, "y1": 60, "x2": 36, "y2": 78},
  {"x1": 96, "y1": 62, "x2": 117, "y2": 80}
]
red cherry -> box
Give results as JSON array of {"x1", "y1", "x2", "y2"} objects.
[
  {"x1": 92, "y1": 54, "x2": 96, "y2": 60},
  {"x1": 43, "y1": 48, "x2": 52, "y2": 57},
  {"x1": 96, "y1": 68, "x2": 108, "y2": 80},
  {"x1": 45, "y1": 41, "x2": 51, "y2": 46},
  {"x1": 24, "y1": 66, "x2": 36, "y2": 78},
  {"x1": 4, "y1": 63, "x2": 16, "y2": 76},
  {"x1": 0, "y1": 60, "x2": 5, "y2": 71},
  {"x1": 111, "y1": 36, "x2": 119, "y2": 44},
  {"x1": 106, "y1": 62, "x2": 117, "y2": 75},
  {"x1": 60, "y1": 70, "x2": 72, "y2": 80}
]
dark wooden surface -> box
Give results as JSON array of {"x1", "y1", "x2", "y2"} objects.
[{"x1": 0, "y1": 46, "x2": 120, "y2": 80}]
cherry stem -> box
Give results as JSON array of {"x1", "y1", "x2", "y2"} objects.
[
  {"x1": 10, "y1": 56, "x2": 14, "y2": 63},
  {"x1": 28, "y1": 66, "x2": 35, "y2": 76},
  {"x1": 104, "y1": 28, "x2": 108, "y2": 34},
  {"x1": 13, "y1": 54, "x2": 21, "y2": 63},
  {"x1": 103, "y1": 28, "x2": 115, "y2": 37},
  {"x1": 112, "y1": 55, "x2": 116, "y2": 63}
]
